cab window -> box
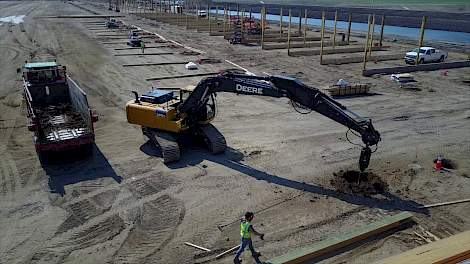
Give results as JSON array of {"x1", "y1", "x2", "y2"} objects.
[{"x1": 180, "y1": 90, "x2": 191, "y2": 102}]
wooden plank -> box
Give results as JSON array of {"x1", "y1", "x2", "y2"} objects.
[
  {"x1": 289, "y1": 46, "x2": 387, "y2": 57},
  {"x1": 184, "y1": 242, "x2": 211, "y2": 252},
  {"x1": 215, "y1": 245, "x2": 240, "y2": 259},
  {"x1": 418, "y1": 198, "x2": 470, "y2": 209},
  {"x1": 146, "y1": 72, "x2": 221, "y2": 81},
  {"x1": 41, "y1": 15, "x2": 125, "y2": 18},
  {"x1": 114, "y1": 45, "x2": 171, "y2": 50},
  {"x1": 321, "y1": 53, "x2": 403, "y2": 65},
  {"x1": 123, "y1": 62, "x2": 188, "y2": 67},
  {"x1": 267, "y1": 212, "x2": 413, "y2": 264},
  {"x1": 101, "y1": 42, "x2": 127, "y2": 45},
  {"x1": 114, "y1": 52, "x2": 174, "y2": 56},
  {"x1": 373, "y1": 230, "x2": 470, "y2": 264}
]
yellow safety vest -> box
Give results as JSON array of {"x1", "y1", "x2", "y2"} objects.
[{"x1": 240, "y1": 220, "x2": 251, "y2": 239}]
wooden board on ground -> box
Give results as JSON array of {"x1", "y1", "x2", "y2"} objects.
[
  {"x1": 215, "y1": 245, "x2": 240, "y2": 259},
  {"x1": 418, "y1": 198, "x2": 470, "y2": 209},
  {"x1": 123, "y1": 62, "x2": 188, "y2": 67},
  {"x1": 373, "y1": 230, "x2": 470, "y2": 264},
  {"x1": 184, "y1": 242, "x2": 211, "y2": 252},
  {"x1": 114, "y1": 52, "x2": 173, "y2": 56},
  {"x1": 146, "y1": 72, "x2": 221, "y2": 81},
  {"x1": 266, "y1": 212, "x2": 413, "y2": 264}
]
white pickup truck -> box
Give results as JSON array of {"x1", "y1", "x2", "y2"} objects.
[{"x1": 404, "y1": 47, "x2": 448, "y2": 64}]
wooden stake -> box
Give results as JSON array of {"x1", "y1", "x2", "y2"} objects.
[
  {"x1": 228, "y1": 5, "x2": 231, "y2": 32},
  {"x1": 379, "y1": 15, "x2": 385, "y2": 46},
  {"x1": 362, "y1": 15, "x2": 371, "y2": 71},
  {"x1": 242, "y1": 9, "x2": 246, "y2": 35},
  {"x1": 287, "y1": 9, "x2": 292, "y2": 55},
  {"x1": 223, "y1": 6, "x2": 227, "y2": 36},
  {"x1": 185, "y1": 12, "x2": 188, "y2": 28},
  {"x1": 369, "y1": 14, "x2": 375, "y2": 55},
  {"x1": 208, "y1": 3, "x2": 211, "y2": 33},
  {"x1": 303, "y1": 9, "x2": 308, "y2": 45},
  {"x1": 196, "y1": 4, "x2": 199, "y2": 29},
  {"x1": 320, "y1": 11, "x2": 325, "y2": 64},
  {"x1": 347, "y1": 13, "x2": 352, "y2": 43},
  {"x1": 416, "y1": 16, "x2": 427, "y2": 65},
  {"x1": 333, "y1": 10, "x2": 338, "y2": 48},
  {"x1": 279, "y1": 8, "x2": 283, "y2": 37},
  {"x1": 298, "y1": 8, "x2": 302, "y2": 34},
  {"x1": 154, "y1": 0, "x2": 161, "y2": 25},
  {"x1": 261, "y1": 7, "x2": 265, "y2": 49}
]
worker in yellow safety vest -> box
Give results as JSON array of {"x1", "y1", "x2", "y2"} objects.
[
  {"x1": 140, "y1": 41, "x2": 145, "y2": 54},
  {"x1": 233, "y1": 212, "x2": 264, "y2": 264}
]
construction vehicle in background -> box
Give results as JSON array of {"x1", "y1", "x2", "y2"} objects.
[
  {"x1": 105, "y1": 18, "x2": 120, "y2": 29},
  {"x1": 127, "y1": 30, "x2": 142, "y2": 47},
  {"x1": 229, "y1": 17, "x2": 261, "y2": 44},
  {"x1": 126, "y1": 72, "x2": 381, "y2": 171},
  {"x1": 22, "y1": 61, "x2": 98, "y2": 157}
]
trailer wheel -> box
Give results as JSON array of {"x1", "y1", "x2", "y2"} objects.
[{"x1": 440, "y1": 55, "x2": 445, "y2": 62}]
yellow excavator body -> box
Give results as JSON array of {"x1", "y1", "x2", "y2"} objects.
[
  {"x1": 126, "y1": 100, "x2": 185, "y2": 133},
  {"x1": 125, "y1": 86, "x2": 214, "y2": 134}
]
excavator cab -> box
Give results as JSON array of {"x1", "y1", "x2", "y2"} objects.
[
  {"x1": 179, "y1": 85, "x2": 216, "y2": 125},
  {"x1": 126, "y1": 86, "x2": 216, "y2": 135}
]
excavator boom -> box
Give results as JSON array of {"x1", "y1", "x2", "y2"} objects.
[{"x1": 179, "y1": 72, "x2": 381, "y2": 171}]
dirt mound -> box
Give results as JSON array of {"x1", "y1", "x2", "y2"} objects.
[{"x1": 331, "y1": 170, "x2": 388, "y2": 196}]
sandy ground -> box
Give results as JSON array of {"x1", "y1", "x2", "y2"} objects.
[{"x1": 0, "y1": 1, "x2": 470, "y2": 264}]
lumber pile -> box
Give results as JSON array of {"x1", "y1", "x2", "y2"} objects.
[
  {"x1": 267, "y1": 212, "x2": 413, "y2": 264},
  {"x1": 373, "y1": 230, "x2": 470, "y2": 264},
  {"x1": 325, "y1": 83, "x2": 371, "y2": 96}
]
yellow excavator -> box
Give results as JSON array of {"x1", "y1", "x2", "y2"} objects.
[{"x1": 126, "y1": 72, "x2": 381, "y2": 171}]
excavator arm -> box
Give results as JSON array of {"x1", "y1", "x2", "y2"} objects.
[{"x1": 178, "y1": 72, "x2": 381, "y2": 171}]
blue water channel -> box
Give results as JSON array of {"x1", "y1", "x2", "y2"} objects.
[{"x1": 211, "y1": 10, "x2": 470, "y2": 44}]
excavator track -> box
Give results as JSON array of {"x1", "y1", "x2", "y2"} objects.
[
  {"x1": 198, "y1": 124, "x2": 226, "y2": 154},
  {"x1": 143, "y1": 128, "x2": 180, "y2": 163}
]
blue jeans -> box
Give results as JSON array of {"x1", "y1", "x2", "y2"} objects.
[{"x1": 234, "y1": 238, "x2": 261, "y2": 264}]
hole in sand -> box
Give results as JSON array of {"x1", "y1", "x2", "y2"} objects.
[{"x1": 331, "y1": 170, "x2": 389, "y2": 196}]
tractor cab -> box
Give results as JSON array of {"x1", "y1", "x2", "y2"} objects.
[{"x1": 23, "y1": 62, "x2": 66, "y2": 85}]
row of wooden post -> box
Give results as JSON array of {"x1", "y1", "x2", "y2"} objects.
[
  {"x1": 362, "y1": 14, "x2": 427, "y2": 70},
  {"x1": 115, "y1": 1, "x2": 425, "y2": 69}
]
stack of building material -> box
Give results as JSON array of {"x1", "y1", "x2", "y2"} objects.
[
  {"x1": 373, "y1": 230, "x2": 470, "y2": 264},
  {"x1": 267, "y1": 212, "x2": 413, "y2": 264},
  {"x1": 326, "y1": 83, "x2": 371, "y2": 96}
]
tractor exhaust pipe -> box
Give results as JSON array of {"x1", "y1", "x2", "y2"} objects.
[{"x1": 131, "y1": 91, "x2": 140, "y2": 104}]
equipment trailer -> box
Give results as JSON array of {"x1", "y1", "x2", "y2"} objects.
[{"x1": 22, "y1": 62, "x2": 98, "y2": 156}]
